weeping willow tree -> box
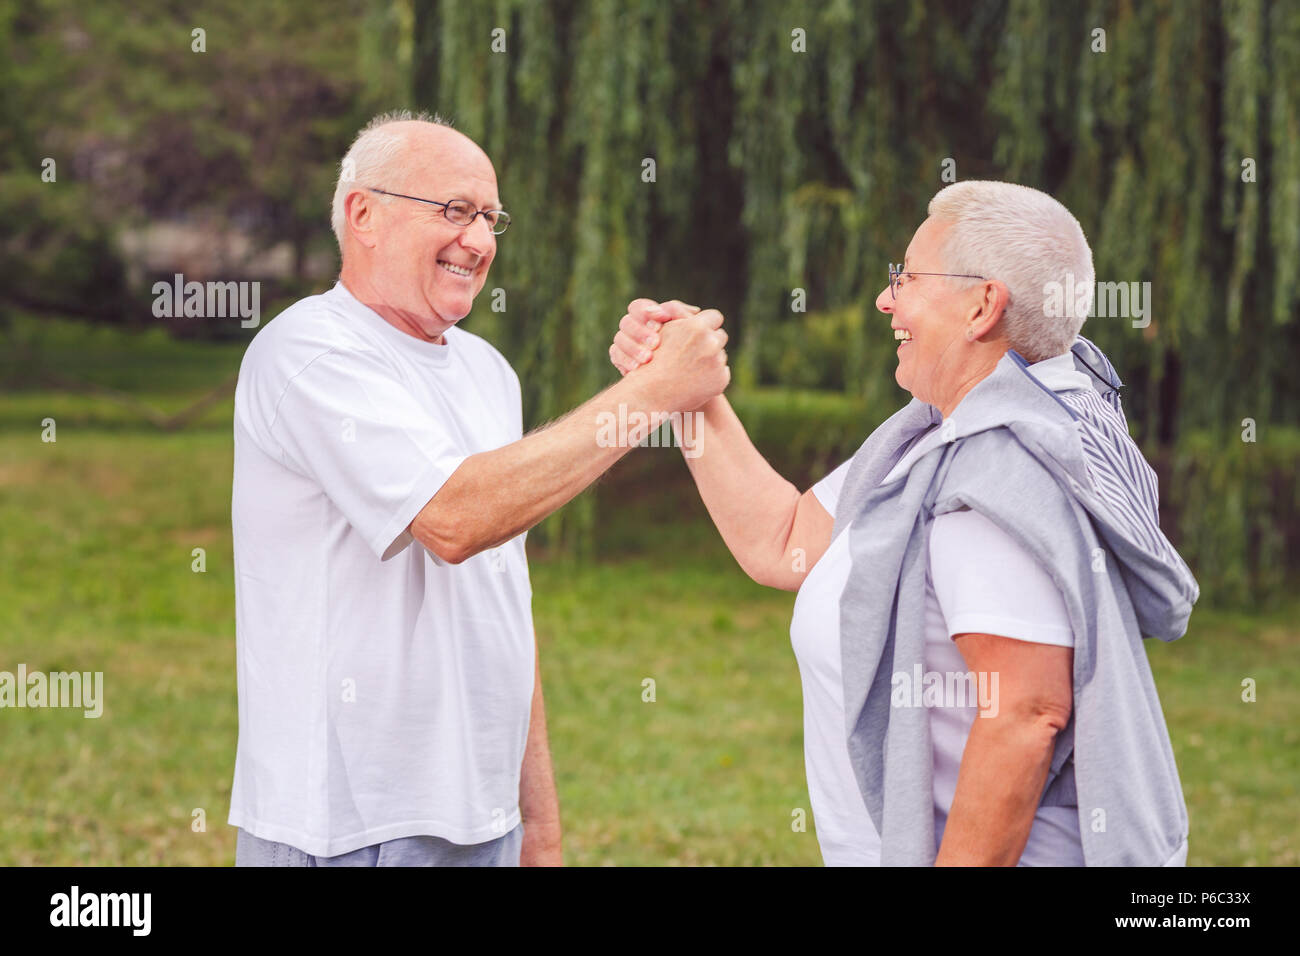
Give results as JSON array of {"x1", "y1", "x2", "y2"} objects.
[
  {"x1": 402, "y1": 0, "x2": 1300, "y2": 554},
  {"x1": 991, "y1": 0, "x2": 1300, "y2": 442}
]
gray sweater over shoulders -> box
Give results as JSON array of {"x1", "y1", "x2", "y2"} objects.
[{"x1": 833, "y1": 336, "x2": 1198, "y2": 866}]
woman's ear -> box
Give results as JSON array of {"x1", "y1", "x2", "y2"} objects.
[{"x1": 970, "y1": 279, "x2": 1010, "y2": 339}]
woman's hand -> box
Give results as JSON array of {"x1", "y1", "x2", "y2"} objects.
[{"x1": 609, "y1": 298, "x2": 701, "y2": 375}]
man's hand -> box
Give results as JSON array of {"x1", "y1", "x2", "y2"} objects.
[
  {"x1": 519, "y1": 819, "x2": 563, "y2": 866},
  {"x1": 624, "y1": 304, "x2": 730, "y2": 412},
  {"x1": 609, "y1": 298, "x2": 700, "y2": 376},
  {"x1": 518, "y1": 643, "x2": 563, "y2": 866}
]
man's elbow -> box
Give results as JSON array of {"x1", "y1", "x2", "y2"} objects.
[
  {"x1": 410, "y1": 508, "x2": 476, "y2": 565},
  {"x1": 431, "y1": 540, "x2": 472, "y2": 565},
  {"x1": 419, "y1": 532, "x2": 473, "y2": 566}
]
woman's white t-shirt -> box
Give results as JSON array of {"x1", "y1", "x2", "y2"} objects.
[{"x1": 789, "y1": 353, "x2": 1091, "y2": 866}]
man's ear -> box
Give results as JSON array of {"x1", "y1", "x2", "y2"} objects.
[{"x1": 345, "y1": 189, "x2": 380, "y2": 250}]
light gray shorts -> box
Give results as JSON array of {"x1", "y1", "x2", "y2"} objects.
[{"x1": 235, "y1": 823, "x2": 523, "y2": 867}]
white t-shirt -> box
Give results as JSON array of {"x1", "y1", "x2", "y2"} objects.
[
  {"x1": 789, "y1": 352, "x2": 1091, "y2": 866},
  {"x1": 228, "y1": 280, "x2": 536, "y2": 857}
]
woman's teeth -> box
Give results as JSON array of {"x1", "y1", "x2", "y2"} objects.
[
  {"x1": 438, "y1": 260, "x2": 472, "y2": 277},
  {"x1": 894, "y1": 329, "x2": 913, "y2": 342}
]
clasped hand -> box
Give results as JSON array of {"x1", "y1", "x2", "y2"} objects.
[{"x1": 608, "y1": 299, "x2": 727, "y2": 412}]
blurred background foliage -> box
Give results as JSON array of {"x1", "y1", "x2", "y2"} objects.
[{"x1": 2, "y1": 0, "x2": 1298, "y2": 602}]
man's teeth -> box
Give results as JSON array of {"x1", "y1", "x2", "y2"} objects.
[
  {"x1": 894, "y1": 329, "x2": 913, "y2": 341},
  {"x1": 438, "y1": 260, "x2": 473, "y2": 277}
]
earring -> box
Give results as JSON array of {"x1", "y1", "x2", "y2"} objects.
[{"x1": 966, "y1": 328, "x2": 974, "y2": 341}]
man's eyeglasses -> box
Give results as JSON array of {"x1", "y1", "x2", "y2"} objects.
[
  {"x1": 366, "y1": 187, "x2": 511, "y2": 235},
  {"x1": 888, "y1": 263, "x2": 987, "y2": 299}
]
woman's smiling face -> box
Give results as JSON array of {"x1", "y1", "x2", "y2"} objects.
[{"x1": 875, "y1": 216, "x2": 1001, "y2": 413}]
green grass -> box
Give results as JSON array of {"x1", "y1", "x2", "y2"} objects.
[
  {"x1": 0, "y1": 426, "x2": 819, "y2": 866},
  {"x1": 1, "y1": 315, "x2": 1296, "y2": 865}
]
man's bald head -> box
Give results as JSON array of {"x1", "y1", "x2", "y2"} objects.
[
  {"x1": 330, "y1": 111, "x2": 495, "y2": 252},
  {"x1": 332, "y1": 110, "x2": 503, "y2": 344}
]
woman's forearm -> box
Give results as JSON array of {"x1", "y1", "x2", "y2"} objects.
[
  {"x1": 677, "y1": 395, "x2": 831, "y2": 590},
  {"x1": 935, "y1": 712, "x2": 1060, "y2": 865}
]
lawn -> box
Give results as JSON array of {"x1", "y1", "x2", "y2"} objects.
[{"x1": 0, "y1": 317, "x2": 1295, "y2": 866}]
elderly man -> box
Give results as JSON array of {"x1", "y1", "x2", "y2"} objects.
[
  {"x1": 612, "y1": 181, "x2": 1198, "y2": 866},
  {"x1": 229, "y1": 111, "x2": 730, "y2": 866}
]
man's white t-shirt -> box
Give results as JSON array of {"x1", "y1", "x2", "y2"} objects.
[
  {"x1": 789, "y1": 352, "x2": 1092, "y2": 866},
  {"x1": 228, "y1": 281, "x2": 536, "y2": 857}
]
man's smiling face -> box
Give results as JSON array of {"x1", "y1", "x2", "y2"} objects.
[{"x1": 363, "y1": 123, "x2": 501, "y2": 341}]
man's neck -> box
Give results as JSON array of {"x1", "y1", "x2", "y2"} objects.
[{"x1": 338, "y1": 269, "x2": 448, "y2": 346}]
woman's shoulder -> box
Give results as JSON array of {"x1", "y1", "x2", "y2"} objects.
[{"x1": 933, "y1": 427, "x2": 1085, "y2": 539}]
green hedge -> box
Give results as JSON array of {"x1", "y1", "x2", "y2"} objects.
[
  {"x1": 1162, "y1": 428, "x2": 1300, "y2": 609},
  {"x1": 727, "y1": 387, "x2": 877, "y2": 487}
]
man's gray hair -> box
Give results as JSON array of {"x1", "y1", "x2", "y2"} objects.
[
  {"x1": 331, "y1": 110, "x2": 452, "y2": 252},
  {"x1": 927, "y1": 181, "x2": 1095, "y2": 362}
]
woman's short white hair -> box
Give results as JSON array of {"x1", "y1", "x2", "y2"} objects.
[
  {"x1": 331, "y1": 110, "x2": 450, "y2": 252},
  {"x1": 927, "y1": 181, "x2": 1094, "y2": 362}
]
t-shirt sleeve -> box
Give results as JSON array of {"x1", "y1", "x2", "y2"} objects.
[
  {"x1": 929, "y1": 509, "x2": 1075, "y2": 647},
  {"x1": 268, "y1": 347, "x2": 468, "y2": 562},
  {"x1": 811, "y1": 459, "x2": 852, "y2": 516}
]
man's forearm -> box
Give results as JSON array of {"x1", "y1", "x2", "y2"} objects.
[
  {"x1": 935, "y1": 716, "x2": 1059, "y2": 866},
  {"x1": 519, "y1": 643, "x2": 561, "y2": 864},
  {"x1": 412, "y1": 374, "x2": 663, "y2": 562},
  {"x1": 675, "y1": 395, "x2": 808, "y2": 588}
]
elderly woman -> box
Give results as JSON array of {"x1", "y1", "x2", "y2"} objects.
[{"x1": 609, "y1": 181, "x2": 1198, "y2": 866}]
